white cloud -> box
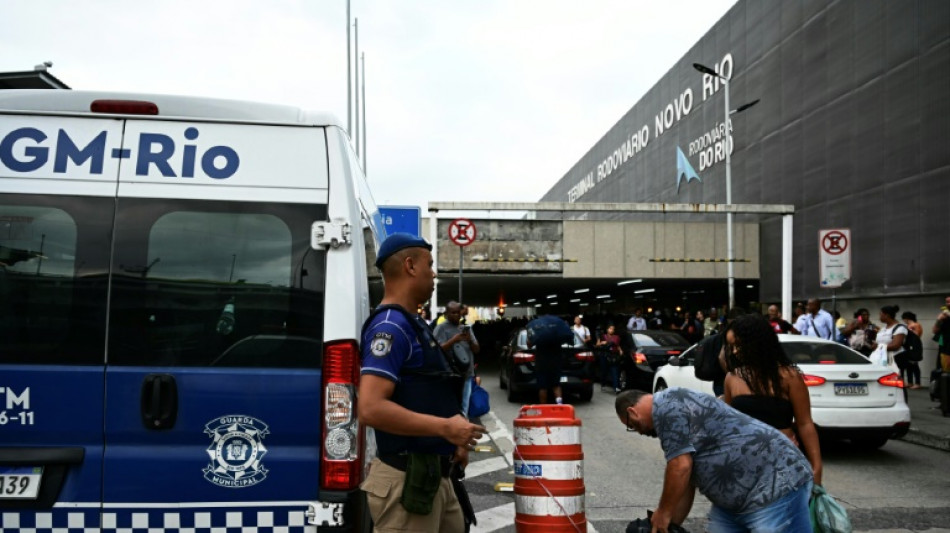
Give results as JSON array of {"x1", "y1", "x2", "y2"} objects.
[{"x1": 0, "y1": 0, "x2": 735, "y2": 209}]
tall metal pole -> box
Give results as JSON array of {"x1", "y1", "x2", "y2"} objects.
[
  {"x1": 782, "y1": 213, "x2": 793, "y2": 322},
  {"x1": 354, "y1": 18, "x2": 360, "y2": 157},
  {"x1": 458, "y1": 245, "x2": 463, "y2": 304},
  {"x1": 430, "y1": 211, "x2": 439, "y2": 320},
  {"x1": 36, "y1": 234, "x2": 45, "y2": 274},
  {"x1": 361, "y1": 52, "x2": 367, "y2": 172},
  {"x1": 346, "y1": 0, "x2": 351, "y2": 136},
  {"x1": 723, "y1": 76, "x2": 735, "y2": 311}
]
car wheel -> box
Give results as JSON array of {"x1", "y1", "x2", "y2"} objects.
[
  {"x1": 654, "y1": 379, "x2": 668, "y2": 393},
  {"x1": 851, "y1": 435, "x2": 889, "y2": 450},
  {"x1": 499, "y1": 366, "x2": 507, "y2": 390},
  {"x1": 578, "y1": 385, "x2": 594, "y2": 402}
]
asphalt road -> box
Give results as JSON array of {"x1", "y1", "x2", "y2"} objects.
[{"x1": 463, "y1": 368, "x2": 950, "y2": 533}]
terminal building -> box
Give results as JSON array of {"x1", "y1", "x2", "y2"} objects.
[
  {"x1": 526, "y1": 0, "x2": 948, "y2": 319},
  {"x1": 426, "y1": 1, "x2": 947, "y2": 367}
]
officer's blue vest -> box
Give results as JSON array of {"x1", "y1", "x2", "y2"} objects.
[{"x1": 363, "y1": 305, "x2": 462, "y2": 456}]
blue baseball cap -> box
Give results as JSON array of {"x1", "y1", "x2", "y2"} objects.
[{"x1": 375, "y1": 233, "x2": 432, "y2": 268}]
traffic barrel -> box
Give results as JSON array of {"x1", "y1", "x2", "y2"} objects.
[{"x1": 513, "y1": 404, "x2": 586, "y2": 532}]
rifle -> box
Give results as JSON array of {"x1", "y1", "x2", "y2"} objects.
[{"x1": 450, "y1": 463, "x2": 476, "y2": 530}]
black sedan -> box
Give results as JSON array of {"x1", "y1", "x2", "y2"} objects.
[
  {"x1": 618, "y1": 330, "x2": 691, "y2": 392},
  {"x1": 498, "y1": 328, "x2": 596, "y2": 402}
]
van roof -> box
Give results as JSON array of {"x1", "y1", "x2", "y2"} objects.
[{"x1": 0, "y1": 89, "x2": 342, "y2": 127}]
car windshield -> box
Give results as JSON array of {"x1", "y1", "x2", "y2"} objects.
[
  {"x1": 633, "y1": 332, "x2": 686, "y2": 347},
  {"x1": 781, "y1": 341, "x2": 871, "y2": 365}
]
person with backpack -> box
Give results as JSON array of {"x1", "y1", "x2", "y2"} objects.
[
  {"x1": 870, "y1": 305, "x2": 908, "y2": 379},
  {"x1": 526, "y1": 314, "x2": 574, "y2": 404},
  {"x1": 901, "y1": 311, "x2": 924, "y2": 389}
]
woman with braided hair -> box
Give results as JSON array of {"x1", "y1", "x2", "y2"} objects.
[{"x1": 722, "y1": 314, "x2": 823, "y2": 485}]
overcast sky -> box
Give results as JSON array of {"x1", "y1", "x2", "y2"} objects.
[{"x1": 1, "y1": 0, "x2": 735, "y2": 210}]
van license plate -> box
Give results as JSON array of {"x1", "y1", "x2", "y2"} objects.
[
  {"x1": 0, "y1": 466, "x2": 43, "y2": 499},
  {"x1": 559, "y1": 376, "x2": 568, "y2": 383},
  {"x1": 834, "y1": 383, "x2": 868, "y2": 396}
]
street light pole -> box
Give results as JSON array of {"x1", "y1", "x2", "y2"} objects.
[
  {"x1": 693, "y1": 63, "x2": 758, "y2": 311},
  {"x1": 723, "y1": 75, "x2": 734, "y2": 311}
]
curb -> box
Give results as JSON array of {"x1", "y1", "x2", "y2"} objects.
[{"x1": 898, "y1": 427, "x2": 950, "y2": 452}]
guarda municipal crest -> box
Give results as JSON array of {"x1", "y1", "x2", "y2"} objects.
[{"x1": 203, "y1": 415, "x2": 269, "y2": 488}]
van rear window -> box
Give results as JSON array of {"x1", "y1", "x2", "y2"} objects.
[
  {"x1": 108, "y1": 198, "x2": 327, "y2": 368},
  {"x1": 0, "y1": 195, "x2": 113, "y2": 365}
]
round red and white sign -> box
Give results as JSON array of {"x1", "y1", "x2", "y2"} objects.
[
  {"x1": 448, "y1": 218, "x2": 477, "y2": 247},
  {"x1": 821, "y1": 230, "x2": 848, "y2": 256}
]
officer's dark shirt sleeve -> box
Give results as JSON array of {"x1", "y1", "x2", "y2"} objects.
[{"x1": 361, "y1": 311, "x2": 415, "y2": 382}]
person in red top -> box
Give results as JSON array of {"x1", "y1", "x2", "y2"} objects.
[
  {"x1": 767, "y1": 305, "x2": 799, "y2": 335},
  {"x1": 595, "y1": 324, "x2": 623, "y2": 394}
]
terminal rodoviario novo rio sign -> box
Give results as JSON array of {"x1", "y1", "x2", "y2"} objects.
[{"x1": 567, "y1": 53, "x2": 735, "y2": 203}]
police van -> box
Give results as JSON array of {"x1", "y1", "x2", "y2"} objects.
[{"x1": 0, "y1": 90, "x2": 384, "y2": 532}]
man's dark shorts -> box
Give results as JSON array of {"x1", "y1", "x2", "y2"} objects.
[
  {"x1": 536, "y1": 369, "x2": 562, "y2": 389},
  {"x1": 534, "y1": 343, "x2": 563, "y2": 389}
]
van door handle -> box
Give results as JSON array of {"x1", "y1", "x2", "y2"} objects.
[{"x1": 141, "y1": 374, "x2": 178, "y2": 430}]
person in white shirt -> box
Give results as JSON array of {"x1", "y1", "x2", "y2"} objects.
[
  {"x1": 572, "y1": 315, "x2": 590, "y2": 345},
  {"x1": 795, "y1": 298, "x2": 834, "y2": 339},
  {"x1": 626, "y1": 308, "x2": 647, "y2": 332}
]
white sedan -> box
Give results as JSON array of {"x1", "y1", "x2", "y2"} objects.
[{"x1": 653, "y1": 334, "x2": 911, "y2": 449}]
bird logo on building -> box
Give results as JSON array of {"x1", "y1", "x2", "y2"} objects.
[{"x1": 675, "y1": 146, "x2": 701, "y2": 192}]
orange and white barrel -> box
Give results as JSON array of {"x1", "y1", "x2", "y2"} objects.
[{"x1": 513, "y1": 404, "x2": 586, "y2": 532}]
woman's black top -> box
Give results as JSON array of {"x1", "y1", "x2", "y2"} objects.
[{"x1": 731, "y1": 395, "x2": 794, "y2": 430}]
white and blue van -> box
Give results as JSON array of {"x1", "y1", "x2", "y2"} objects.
[{"x1": 0, "y1": 90, "x2": 384, "y2": 532}]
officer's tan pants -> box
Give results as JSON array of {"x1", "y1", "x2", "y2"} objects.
[{"x1": 360, "y1": 458, "x2": 465, "y2": 533}]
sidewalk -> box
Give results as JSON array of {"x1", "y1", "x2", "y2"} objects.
[{"x1": 898, "y1": 384, "x2": 950, "y2": 452}]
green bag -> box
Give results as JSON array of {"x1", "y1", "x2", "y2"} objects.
[
  {"x1": 809, "y1": 484, "x2": 852, "y2": 533},
  {"x1": 400, "y1": 453, "x2": 442, "y2": 515}
]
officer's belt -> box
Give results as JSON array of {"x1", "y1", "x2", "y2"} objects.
[{"x1": 379, "y1": 454, "x2": 453, "y2": 478}]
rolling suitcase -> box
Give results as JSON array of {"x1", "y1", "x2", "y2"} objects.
[{"x1": 930, "y1": 369, "x2": 941, "y2": 401}]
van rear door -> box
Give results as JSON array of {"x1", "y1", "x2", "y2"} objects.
[
  {"x1": 0, "y1": 114, "x2": 122, "y2": 527},
  {"x1": 101, "y1": 120, "x2": 331, "y2": 528}
]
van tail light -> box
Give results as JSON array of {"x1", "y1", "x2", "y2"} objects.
[
  {"x1": 574, "y1": 351, "x2": 595, "y2": 361},
  {"x1": 513, "y1": 351, "x2": 535, "y2": 363},
  {"x1": 321, "y1": 340, "x2": 363, "y2": 491},
  {"x1": 802, "y1": 374, "x2": 826, "y2": 387},
  {"x1": 634, "y1": 352, "x2": 647, "y2": 364},
  {"x1": 90, "y1": 99, "x2": 159, "y2": 115},
  {"x1": 666, "y1": 350, "x2": 681, "y2": 355},
  {"x1": 878, "y1": 373, "x2": 904, "y2": 388}
]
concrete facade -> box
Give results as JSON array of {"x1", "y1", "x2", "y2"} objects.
[{"x1": 562, "y1": 220, "x2": 758, "y2": 280}]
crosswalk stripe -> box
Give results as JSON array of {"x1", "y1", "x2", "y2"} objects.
[
  {"x1": 470, "y1": 503, "x2": 600, "y2": 533},
  {"x1": 465, "y1": 456, "x2": 509, "y2": 479},
  {"x1": 481, "y1": 410, "x2": 515, "y2": 461},
  {"x1": 471, "y1": 502, "x2": 514, "y2": 532}
]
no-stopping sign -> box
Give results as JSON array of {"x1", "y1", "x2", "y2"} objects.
[
  {"x1": 448, "y1": 218, "x2": 477, "y2": 247},
  {"x1": 819, "y1": 228, "x2": 851, "y2": 288}
]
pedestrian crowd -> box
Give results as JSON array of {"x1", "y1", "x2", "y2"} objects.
[{"x1": 354, "y1": 232, "x2": 947, "y2": 532}]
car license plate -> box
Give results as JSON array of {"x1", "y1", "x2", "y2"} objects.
[
  {"x1": 834, "y1": 383, "x2": 868, "y2": 396},
  {"x1": 559, "y1": 376, "x2": 568, "y2": 383},
  {"x1": 0, "y1": 466, "x2": 43, "y2": 499}
]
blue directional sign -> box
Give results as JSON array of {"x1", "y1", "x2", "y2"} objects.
[{"x1": 379, "y1": 205, "x2": 422, "y2": 238}]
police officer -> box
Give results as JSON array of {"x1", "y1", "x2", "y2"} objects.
[{"x1": 358, "y1": 233, "x2": 485, "y2": 532}]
